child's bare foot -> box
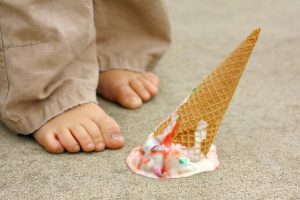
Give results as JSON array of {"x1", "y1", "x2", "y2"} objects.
[
  {"x1": 97, "y1": 70, "x2": 160, "y2": 109},
  {"x1": 33, "y1": 103, "x2": 124, "y2": 153}
]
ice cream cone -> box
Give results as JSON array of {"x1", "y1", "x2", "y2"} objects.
[{"x1": 153, "y1": 28, "x2": 261, "y2": 155}]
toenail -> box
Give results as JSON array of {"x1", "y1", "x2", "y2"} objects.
[
  {"x1": 111, "y1": 133, "x2": 124, "y2": 141},
  {"x1": 87, "y1": 143, "x2": 94, "y2": 150},
  {"x1": 143, "y1": 92, "x2": 150, "y2": 98},
  {"x1": 130, "y1": 97, "x2": 142, "y2": 104},
  {"x1": 73, "y1": 146, "x2": 80, "y2": 152},
  {"x1": 96, "y1": 143, "x2": 104, "y2": 149}
]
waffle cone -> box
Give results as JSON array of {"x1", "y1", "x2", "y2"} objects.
[{"x1": 153, "y1": 28, "x2": 261, "y2": 155}]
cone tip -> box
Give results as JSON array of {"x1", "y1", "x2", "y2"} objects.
[{"x1": 254, "y1": 27, "x2": 261, "y2": 34}]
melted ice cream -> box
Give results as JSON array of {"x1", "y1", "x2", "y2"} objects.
[{"x1": 126, "y1": 116, "x2": 219, "y2": 178}]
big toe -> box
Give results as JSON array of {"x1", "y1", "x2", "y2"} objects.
[
  {"x1": 116, "y1": 85, "x2": 142, "y2": 109},
  {"x1": 95, "y1": 113, "x2": 125, "y2": 149}
]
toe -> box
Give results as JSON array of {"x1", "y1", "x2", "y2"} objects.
[
  {"x1": 94, "y1": 113, "x2": 125, "y2": 149},
  {"x1": 116, "y1": 85, "x2": 143, "y2": 109},
  {"x1": 69, "y1": 126, "x2": 95, "y2": 152},
  {"x1": 143, "y1": 72, "x2": 160, "y2": 86},
  {"x1": 56, "y1": 129, "x2": 81, "y2": 153},
  {"x1": 81, "y1": 120, "x2": 105, "y2": 152},
  {"x1": 33, "y1": 129, "x2": 64, "y2": 154},
  {"x1": 138, "y1": 77, "x2": 158, "y2": 96},
  {"x1": 129, "y1": 79, "x2": 151, "y2": 101},
  {"x1": 44, "y1": 133, "x2": 65, "y2": 154}
]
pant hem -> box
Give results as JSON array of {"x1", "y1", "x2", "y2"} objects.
[
  {"x1": 4, "y1": 88, "x2": 97, "y2": 135},
  {"x1": 97, "y1": 54, "x2": 159, "y2": 73}
]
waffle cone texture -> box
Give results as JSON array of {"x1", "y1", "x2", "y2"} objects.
[{"x1": 153, "y1": 28, "x2": 261, "y2": 155}]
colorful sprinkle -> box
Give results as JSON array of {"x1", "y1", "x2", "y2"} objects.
[
  {"x1": 151, "y1": 145, "x2": 160, "y2": 152},
  {"x1": 179, "y1": 157, "x2": 188, "y2": 166},
  {"x1": 153, "y1": 167, "x2": 162, "y2": 177}
]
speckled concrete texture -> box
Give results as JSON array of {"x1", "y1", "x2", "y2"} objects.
[{"x1": 0, "y1": 0, "x2": 299, "y2": 199}]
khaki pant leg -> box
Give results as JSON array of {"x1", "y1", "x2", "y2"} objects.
[
  {"x1": 0, "y1": 0, "x2": 99, "y2": 134},
  {"x1": 93, "y1": 0, "x2": 171, "y2": 72}
]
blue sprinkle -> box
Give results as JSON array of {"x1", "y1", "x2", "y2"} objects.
[{"x1": 179, "y1": 157, "x2": 188, "y2": 166}]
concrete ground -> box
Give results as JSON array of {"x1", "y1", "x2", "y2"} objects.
[{"x1": 0, "y1": 0, "x2": 299, "y2": 199}]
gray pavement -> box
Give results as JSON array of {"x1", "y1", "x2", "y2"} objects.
[{"x1": 0, "y1": 0, "x2": 299, "y2": 199}]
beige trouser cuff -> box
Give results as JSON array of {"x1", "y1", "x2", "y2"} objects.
[
  {"x1": 0, "y1": 0, "x2": 99, "y2": 135},
  {"x1": 94, "y1": 0, "x2": 171, "y2": 72},
  {"x1": 3, "y1": 88, "x2": 97, "y2": 135},
  {"x1": 98, "y1": 54, "x2": 159, "y2": 72}
]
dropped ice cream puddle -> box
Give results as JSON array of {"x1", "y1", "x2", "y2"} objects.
[{"x1": 126, "y1": 115, "x2": 219, "y2": 178}]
